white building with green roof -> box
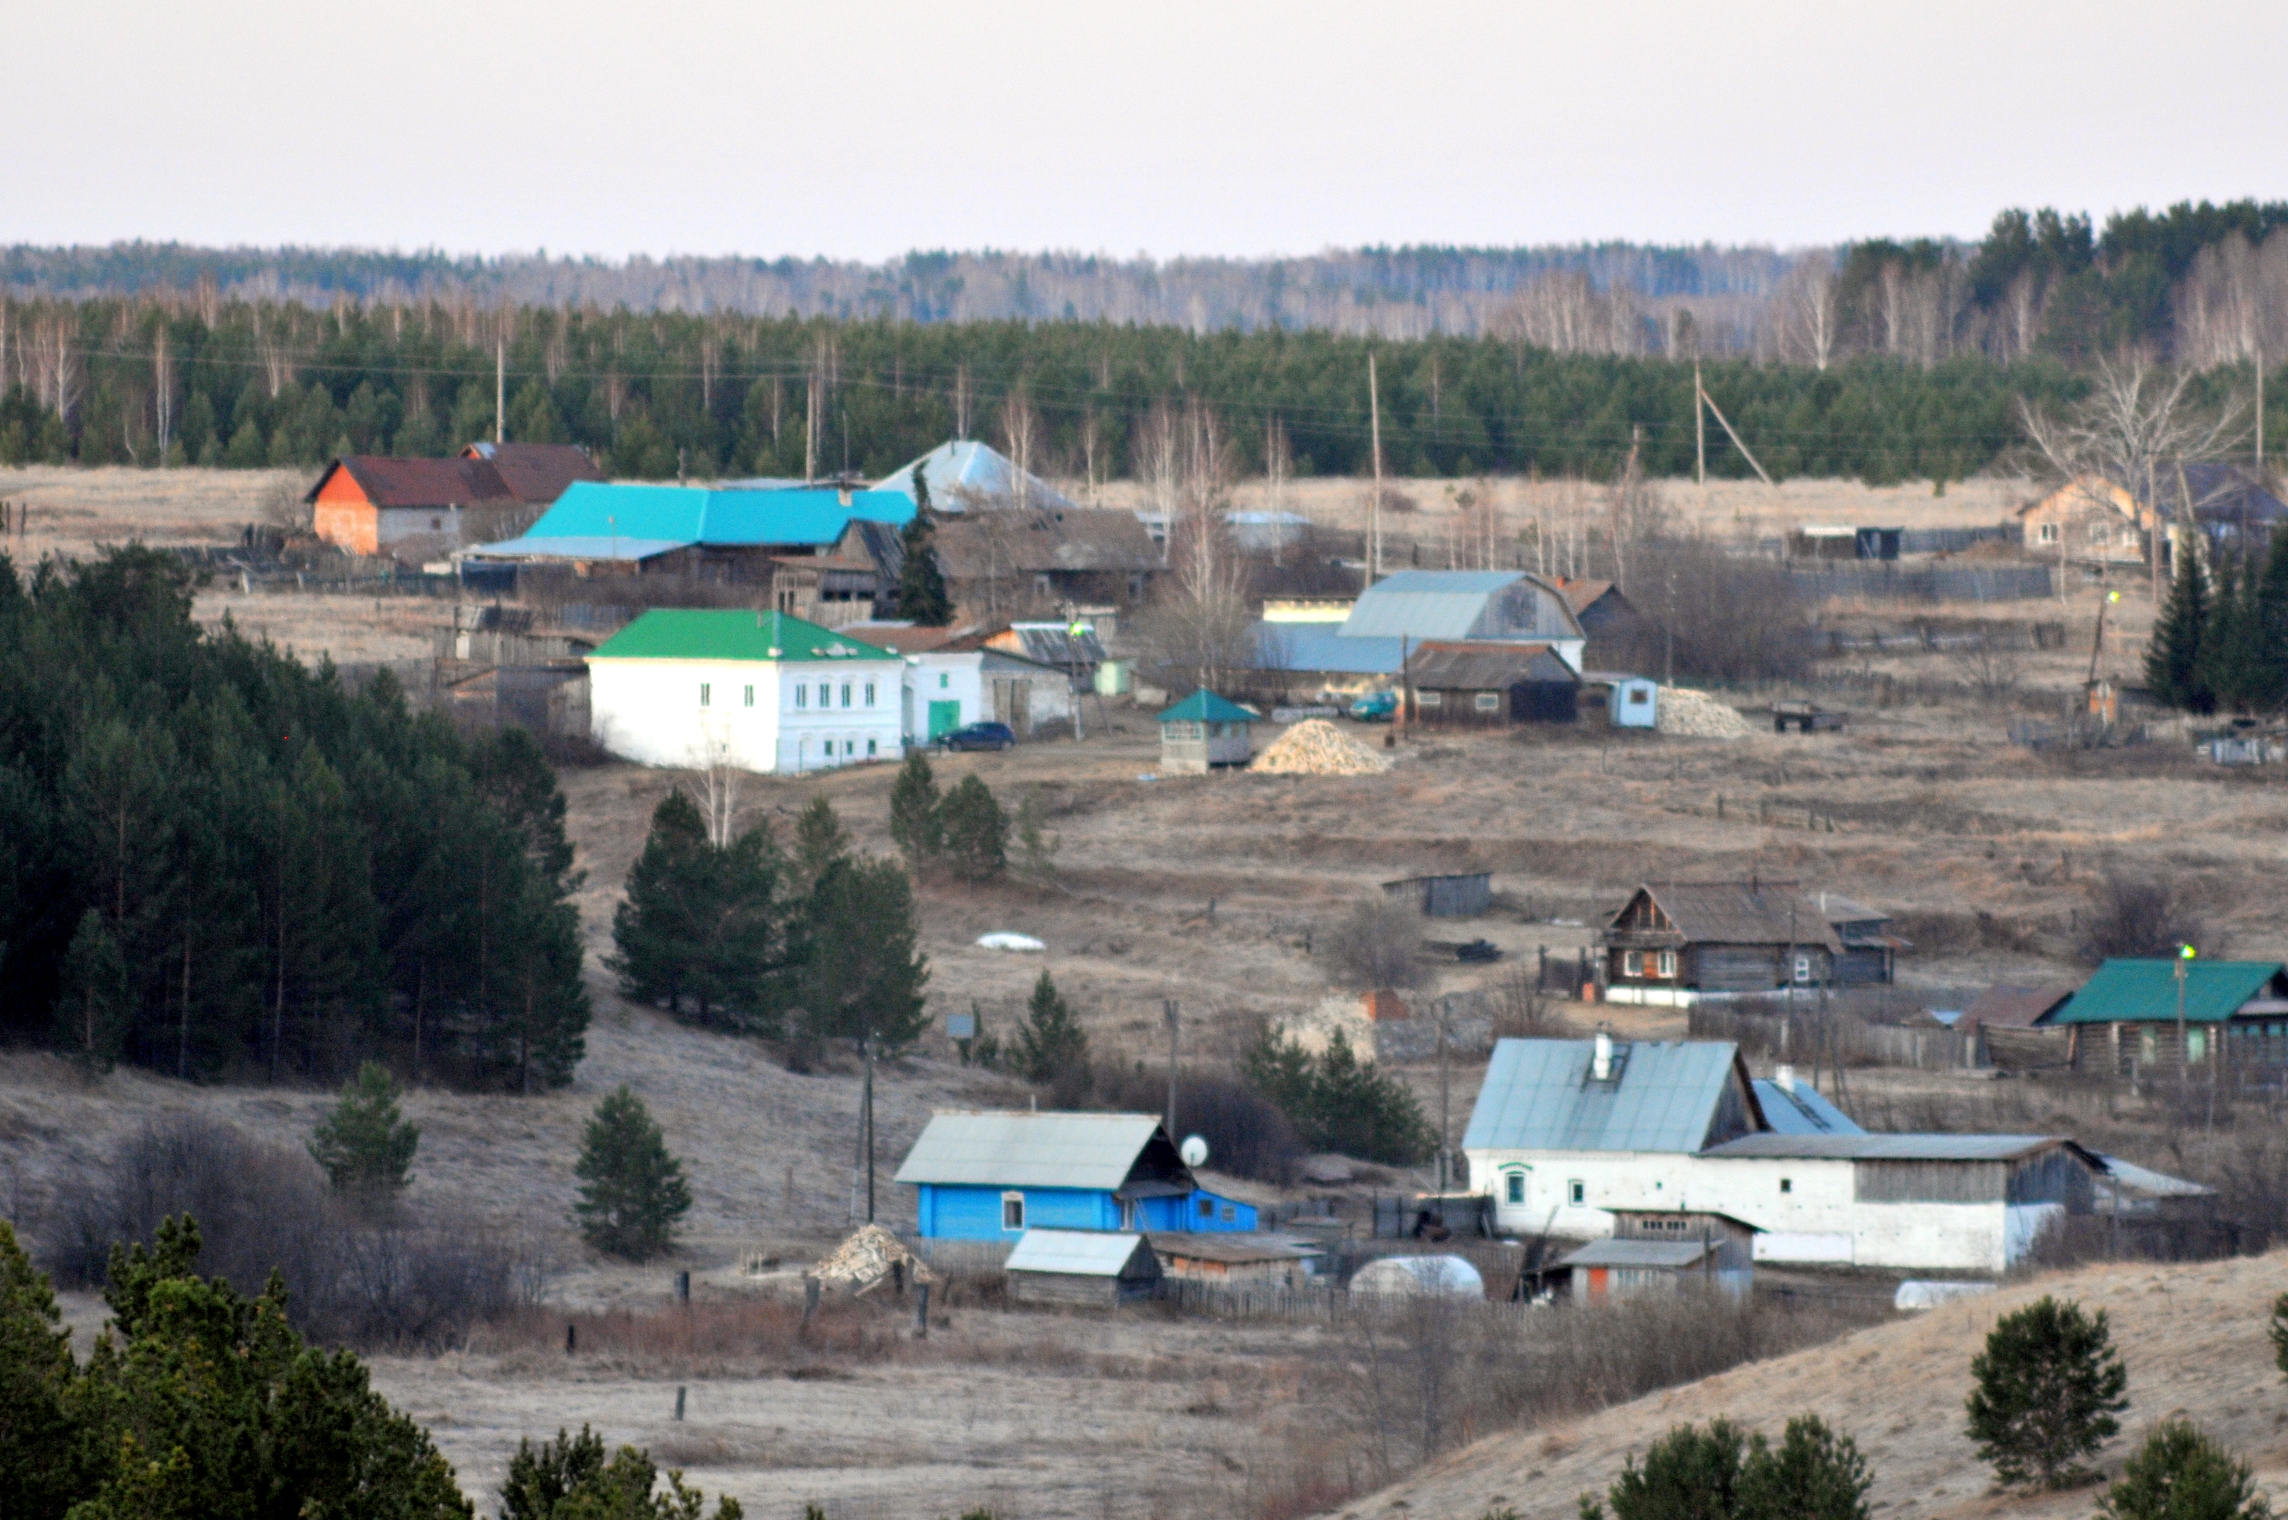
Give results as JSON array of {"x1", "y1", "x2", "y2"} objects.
[{"x1": 584, "y1": 609, "x2": 903, "y2": 774}]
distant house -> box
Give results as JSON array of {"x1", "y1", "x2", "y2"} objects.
[
  {"x1": 2018, "y1": 464, "x2": 2288, "y2": 566},
  {"x1": 875, "y1": 439, "x2": 1081, "y2": 516},
  {"x1": 1558, "y1": 1210, "x2": 1755, "y2": 1301},
  {"x1": 1819, "y1": 894, "x2": 1910, "y2": 985},
  {"x1": 1004, "y1": 1229, "x2": 1163, "y2": 1307},
  {"x1": 845, "y1": 622, "x2": 1074, "y2": 741},
  {"x1": 1600, "y1": 882, "x2": 1863, "y2": 1006},
  {"x1": 2043, "y1": 958, "x2": 2288, "y2": 1080},
  {"x1": 1338, "y1": 570, "x2": 1587, "y2": 671},
  {"x1": 306, "y1": 443, "x2": 602, "y2": 560},
  {"x1": 1556, "y1": 578, "x2": 1656, "y2": 672},
  {"x1": 895, "y1": 1111, "x2": 1258, "y2": 1240},
  {"x1": 932, "y1": 505, "x2": 1161, "y2": 613},
  {"x1": 1404, "y1": 642, "x2": 1579, "y2": 725},
  {"x1": 583, "y1": 610, "x2": 901, "y2": 774}
]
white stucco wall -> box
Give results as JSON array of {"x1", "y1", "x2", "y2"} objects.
[
  {"x1": 1467, "y1": 1148, "x2": 2036, "y2": 1274},
  {"x1": 588, "y1": 656, "x2": 902, "y2": 775},
  {"x1": 903, "y1": 652, "x2": 987, "y2": 741}
]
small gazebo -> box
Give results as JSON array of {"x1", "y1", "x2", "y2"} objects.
[{"x1": 1156, "y1": 690, "x2": 1255, "y2": 773}]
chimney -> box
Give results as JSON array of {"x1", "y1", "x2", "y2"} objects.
[
  {"x1": 1592, "y1": 1028, "x2": 1614, "y2": 1081},
  {"x1": 838, "y1": 482, "x2": 853, "y2": 506},
  {"x1": 1776, "y1": 1063, "x2": 1796, "y2": 1093}
]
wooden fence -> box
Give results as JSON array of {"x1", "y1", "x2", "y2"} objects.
[{"x1": 1687, "y1": 1002, "x2": 1975, "y2": 1073}]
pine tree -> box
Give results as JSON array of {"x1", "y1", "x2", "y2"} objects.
[
  {"x1": 790, "y1": 796, "x2": 851, "y2": 897},
  {"x1": 1013, "y1": 970, "x2": 1090, "y2": 1087},
  {"x1": 797, "y1": 857, "x2": 929, "y2": 1053},
  {"x1": 1738, "y1": 1417, "x2": 1873, "y2": 1520},
  {"x1": 0, "y1": 1220, "x2": 77, "y2": 1520},
  {"x1": 888, "y1": 751, "x2": 942, "y2": 870},
  {"x1": 895, "y1": 464, "x2": 952, "y2": 626},
  {"x1": 2147, "y1": 545, "x2": 2214, "y2": 713},
  {"x1": 502, "y1": 1425, "x2": 743, "y2": 1520},
  {"x1": 1591, "y1": 1419, "x2": 1748, "y2": 1520},
  {"x1": 53, "y1": 908, "x2": 128, "y2": 1072},
  {"x1": 573, "y1": 1086, "x2": 692, "y2": 1261},
  {"x1": 308, "y1": 1060, "x2": 420, "y2": 1201},
  {"x1": 2098, "y1": 1422, "x2": 2267, "y2": 1520},
  {"x1": 936, "y1": 774, "x2": 1008, "y2": 883},
  {"x1": 608, "y1": 791, "x2": 710, "y2": 1015},
  {"x1": 1965, "y1": 1294, "x2": 2129, "y2": 1489},
  {"x1": 2251, "y1": 531, "x2": 2288, "y2": 712}
]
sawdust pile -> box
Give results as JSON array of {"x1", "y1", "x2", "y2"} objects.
[
  {"x1": 1656, "y1": 687, "x2": 1752, "y2": 739},
  {"x1": 1252, "y1": 719, "x2": 1393, "y2": 775},
  {"x1": 809, "y1": 1224, "x2": 936, "y2": 1294}
]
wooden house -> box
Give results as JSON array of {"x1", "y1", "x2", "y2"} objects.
[
  {"x1": 1557, "y1": 578, "x2": 1657, "y2": 671},
  {"x1": 1004, "y1": 1229, "x2": 1163, "y2": 1307},
  {"x1": 1404, "y1": 641, "x2": 1579, "y2": 725},
  {"x1": 2018, "y1": 465, "x2": 2288, "y2": 567},
  {"x1": 1600, "y1": 881, "x2": 1849, "y2": 1006},
  {"x1": 894, "y1": 1111, "x2": 1257, "y2": 1240},
  {"x1": 1559, "y1": 1208, "x2": 1756, "y2": 1301},
  {"x1": 2044, "y1": 958, "x2": 2288, "y2": 1080},
  {"x1": 1157, "y1": 690, "x2": 1254, "y2": 772},
  {"x1": 1818, "y1": 893, "x2": 1909, "y2": 985}
]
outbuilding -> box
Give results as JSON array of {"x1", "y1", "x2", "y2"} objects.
[
  {"x1": 1157, "y1": 690, "x2": 1255, "y2": 773},
  {"x1": 1405, "y1": 641, "x2": 1579, "y2": 725},
  {"x1": 1005, "y1": 1229, "x2": 1163, "y2": 1308},
  {"x1": 1382, "y1": 872, "x2": 1493, "y2": 919},
  {"x1": 1149, "y1": 1232, "x2": 1320, "y2": 1285}
]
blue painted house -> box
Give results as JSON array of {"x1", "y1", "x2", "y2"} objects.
[{"x1": 895, "y1": 1111, "x2": 1259, "y2": 1240}]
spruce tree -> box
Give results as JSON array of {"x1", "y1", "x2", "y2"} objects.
[
  {"x1": 2197, "y1": 552, "x2": 2263, "y2": 712},
  {"x1": 2252, "y1": 530, "x2": 2288, "y2": 712},
  {"x1": 790, "y1": 796, "x2": 851, "y2": 897},
  {"x1": 608, "y1": 791, "x2": 710, "y2": 1015},
  {"x1": 2098, "y1": 1422, "x2": 2269, "y2": 1520},
  {"x1": 2147, "y1": 546, "x2": 2214, "y2": 713},
  {"x1": 936, "y1": 774, "x2": 1008, "y2": 883},
  {"x1": 53, "y1": 908, "x2": 128, "y2": 1073},
  {"x1": 889, "y1": 750, "x2": 943, "y2": 870},
  {"x1": 573, "y1": 1086, "x2": 692, "y2": 1261},
  {"x1": 1965, "y1": 1294, "x2": 2129, "y2": 1489},
  {"x1": 797, "y1": 857, "x2": 929, "y2": 1053},
  {"x1": 895, "y1": 463, "x2": 952, "y2": 626},
  {"x1": 308, "y1": 1060, "x2": 420, "y2": 1201},
  {"x1": 1013, "y1": 970, "x2": 1090, "y2": 1088}
]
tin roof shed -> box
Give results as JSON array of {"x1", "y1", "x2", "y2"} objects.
[{"x1": 1005, "y1": 1229, "x2": 1156, "y2": 1276}]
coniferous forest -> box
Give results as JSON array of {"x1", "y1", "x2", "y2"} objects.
[{"x1": 0, "y1": 547, "x2": 587, "y2": 1088}]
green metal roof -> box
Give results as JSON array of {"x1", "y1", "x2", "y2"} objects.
[
  {"x1": 2049, "y1": 959, "x2": 2287, "y2": 1024},
  {"x1": 1157, "y1": 689, "x2": 1255, "y2": 724},
  {"x1": 586, "y1": 609, "x2": 895, "y2": 664}
]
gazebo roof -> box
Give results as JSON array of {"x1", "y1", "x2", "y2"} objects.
[{"x1": 1157, "y1": 690, "x2": 1255, "y2": 724}]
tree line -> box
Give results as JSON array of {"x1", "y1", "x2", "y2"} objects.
[
  {"x1": 0, "y1": 291, "x2": 2162, "y2": 487},
  {"x1": 0, "y1": 547, "x2": 588, "y2": 1089}
]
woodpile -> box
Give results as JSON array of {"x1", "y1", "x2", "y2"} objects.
[
  {"x1": 1655, "y1": 687, "x2": 1752, "y2": 739},
  {"x1": 1251, "y1": 719, "x2": 1393, "y2": 775},
  {"x1": 810, "y1": 1223, "x2": 936, "y2": 1294}
]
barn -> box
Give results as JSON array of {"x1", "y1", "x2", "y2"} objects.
[
  {"x1": 1004, "y1": 1229, "x2": 1163, "y2": 1307},
  {"x1": 307, "y1": 444, "x2": 602, "y2": 561},
  {"x1": 1404, "y1": 642, "x2": 1579, "y2": 725}
]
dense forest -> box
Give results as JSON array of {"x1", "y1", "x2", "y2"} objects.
[{"x1": 0, "y1": 547, "x2": 587, "y2": 1087}]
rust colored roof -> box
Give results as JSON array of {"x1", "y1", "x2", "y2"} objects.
[
  {"x1": 461, "y1": 442, "x2": 603, "y2": 502},
  {"x1": 306, "y1": 455, "x2": 517, "y2": 509},
  {"x1": 1961, "y1": 985, "x2": 2076, "y2": 1030},
  {"x1": 843, "y1": 623, "x2": 981, "y2": 655},
  {"x1": 1558, "y1": 578, "x2": 1615, "y2": 616}
]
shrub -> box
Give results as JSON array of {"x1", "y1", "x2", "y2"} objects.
[
  {"x1": 1324, "y1": 897, "x2": 1428, "y2": 991},
  {"x1": 574, "y1": 1086, "x2": 693, "y2": 1262},
  {"x1": 2077, "y1": 871, "x2": 2212, "y2": 965},
  {"x1": 1592, "y1": 1418, "x2": 1747, "y2": 1520},
  {"x1": 1965, "y1": 1294, "x2": 2129, "y2": 1489},
  {"x1": 309, "y1": 1060, "x2": 421, "y2": 1202},
  {"x1": 502, "y1": 1425, "x2": 742, "y2": 1520},
  {"x1": 937, "y1": 774, "x2": 1009, "y2": 883},
  {"x1": 1581, "y1": 1415, "x2": 1870, "y2": 1520},
  {"x1": 2099, "y1": 1421, "x2": 2270, "y2": 1520},
  {"x1": 1738, "y1": 1415, "x2": 1873, "y2": 1520},
  {"x1": 1012, "y1": 970, "x2": 1090, "y2": 1094}
]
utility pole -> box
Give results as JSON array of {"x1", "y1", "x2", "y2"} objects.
[
  {"x1": 2259, "y1": 349, "x2": 2267, "y2": 472},
  {"x1": 495, "y1": 336, "x2": 505, "y2": 445},
  {"x1": 1163, "y1": 1000, "x2": 1180, "y2": 1136},
  {"x1": 1368, "y1": 352, "x2": 1384, "y2": 586},
  {"x1": 1436, "y1": 996, "x2": 1451, "y2": 1192},
  {"x1": 2175, "y1": 944, "x2": 2194, "y2": 1091},
  {"x1": 863, "y1": 1032, "x2": 877, "y2": 1223},
  {"x1": 805, "y1": 372, "x2": 819, "y2": 483},
  {"x1": 1693, "y1": 361, "x2": 1706, "y2": 488}
]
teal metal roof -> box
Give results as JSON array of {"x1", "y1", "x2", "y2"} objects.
[
  {"x1": 586, "y1": 609, "x2": 895, "y2": 664},
  {"x1": 2049, "y1": 959, "x2": 2287, "y2": 1024},
  {"x1": 1158, "y1": 690, "x2": 1256, "y2": 724},
  {"x1": 1463, "y1": 1039, "x2": 1744, "y2": 1154},
  {"x1": 522, "y1": 481, "x2": 912, "y2": 548}
]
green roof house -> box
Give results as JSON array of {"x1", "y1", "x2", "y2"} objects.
[
  {"x1": 2045, "y1": 958, "x2": 2288, "y2": 1080},
  {"x1": 1156, "y1": 690, "x2": 1255, "y2": 773},
  {"x1": 584, "y1": 609, "x2": 903, "y2": 774}
]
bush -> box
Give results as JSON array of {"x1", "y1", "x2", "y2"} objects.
[
  {"x1": 502, "y1": 1424, "x2": 743, "y2": 1520},
  {"x1": 2078, "y1": 871, "x2": 2213, "y2": 965},
  {"x1": 2270, "y1": 1292, "x2": 2288, "y2": 1380},
  {"x1": 1738, "y1": 1416, "x2": 1873, "y2": 1520},
  {"x1": 1583, "y1": 1415, "x2": 1870, "y2": 1520},
  {"x1": 1628, "y1": 536, "x2": 1812, "y2": 684},
  {"x1": 937, "y1": 774, "x2": 1009, "y2": 883},
  {"x1": 2099, "y1": 1421, "x2": 2270, "y2": 1520},
  {"x1": 1593, "y1": 1418, "x2": 1747, "y2": 1520},
  {"x1": 309, "y1": 1060, "x2": 420, "y2": 1202},
  {"x1": 574, "y1": 1086, "x2": 692, "y2": 1262},
  {"x1": 1324, "y1": 897, "x2": 1429, "y2": 991},
  {"x1": 1086, "y1": 1063, "x2": 1302, "y2": 1184},
  {"x1": 1965, "y1": 1294, "x2": 2129, "y2": 1489}
]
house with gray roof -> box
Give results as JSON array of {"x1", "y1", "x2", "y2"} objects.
[
  {"x1": 1600, "y1": 881, "x2": 1904, "y2": 1006},
  {"x1": 895, "y1": 1111, "x2": 1257, "y2": 1241}
]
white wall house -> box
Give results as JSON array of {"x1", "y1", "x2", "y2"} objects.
[
  {"x1": 585, "y1": 609, "x2": 903, "y2": 775},
  {"x1": 1463, "y1": 1036, "x2": 2103, "y2": 1275}
]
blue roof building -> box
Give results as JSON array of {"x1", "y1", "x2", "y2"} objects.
[
  {"x1": 894, "y1": 1111, "x2": 1258, "y2": 1241},
  {"x1": 465, "y1": 481, "x2": 913, "y2": 564}
]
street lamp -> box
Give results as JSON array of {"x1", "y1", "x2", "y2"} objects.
[{"x1": 2175, "y1": 943, "x2": 2196, "y2": 1083}]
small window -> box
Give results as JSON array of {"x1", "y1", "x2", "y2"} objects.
[
  {"x1": 867, "y1": 738, "x2": 877, "y2": 757},
  {"x1": 864, "y1": 682, "x2": 876, "y2": 707},
  {"x1": 2038, "y1": 522, "x2": 2059, "y2": 544},
  {"x1": 699, "y1": 683, "x2": 711, "y2": 707},
  {"x1": 1627, "y1": 687, "x2": 1650, "y2": 706},
  {"x1": 795, "y1": 684, "x2": 808, "y2": 709},
  {"x1": 1794, "y1": 954, "x2": 1813, "y2": 983},
  {"x1": 841, "y1": 683, "x2": 853, "y2": 708},
  {"x1": 1199, "y1": 1196, "x2": 1214, "y2": 1218},
  {"x1": 1474, "y1": 692, "x2": 1501, "y2": 712},
  {"x1": 1505, "y1": 1172, "x2": 1526, "y2": 1205},
  {"x1": 1656, "y1": 950, "x2": 1677, "y2": 978},
  {"x1": 744, "y1": 685, "x2": 755, "y2": 708},
  {"x1": 1568, "y1": 1179, "x2": 1585, "y2": 1206},
  {"x1": 430, "y1": 516, "x2": 443, "y2": 531},
  {"x1": 1002, "y1": 1192, "x2": 1024, "y2": 1230},
  {"x1": 939, "y1": 673, "x2": 949, "y2": 689},
  {"x1": 1417, "y1": 690, "x2": 1444, "y2": 707},
  {"x1": 1623, "y1": 950, "x2": 1643, "y2": 977},
  {"x1": 1780, "y1": 1178, "x2": 1793, "y2": 1194}
]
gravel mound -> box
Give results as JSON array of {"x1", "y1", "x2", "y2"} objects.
[
  {"x1": 1252, "y1": 719, "x2": 1393, "y2": 775},
  {"x1": 1655, "y1": 687, "x2": 1753, "y2": 739}
]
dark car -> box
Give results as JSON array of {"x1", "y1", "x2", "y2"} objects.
[{"x1": 936, "y1": 721, "x2": 1016, "y2": 752}]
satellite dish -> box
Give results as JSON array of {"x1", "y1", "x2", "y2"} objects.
[{"x1": 1180, "y1": 1135, "x2": 1210, "y2": 1168}]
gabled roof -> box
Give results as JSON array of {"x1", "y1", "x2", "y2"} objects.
[
  {"x1": 586, "y1": 609, "x2": 895, "y2": 665},
  {"x1": 1961, "y1": 985, "x2": 2076, "y2": 1030},
  {"x1": 1751, "y1": 1079, "x2": 1864, "y2": 1136},
  {"x1": 1557, "y1": 578, "x2": 1617, "y2": 616},
  {"x1": 1158, "y1": 690, "x2": 1256, "y2": 724},
  {"x1": 1609, "y1": 883, "x2": 1845, "y2": 951},
  {"x1": 990, "y1": 622, "x2": 1109, "y2": 666},
  {"x1": 464, "y1": 535, "x2": 689, "y2": 563},
  {"x1": 1340, "y1": 570, "x2": 1584, "y2": 644},
  {"x1": 1406, "y1": 641, "x2": 1575, "y2": 690},
  {"x1": 460, "y1": 442, "x2": 604, "y2": 501},
  {"x1": 523, "y1": 482, "x2": 913, "y2": 548},
  {"x1": 1145, "y1": 1232, "x2": 1316, "y2": 1264},
  {"x1": 1462, "y1": 1039, "x2": 1757, "y2": 1154},
  {"x1": 1252, "y1": 623, "x2": 1406, "y2": 675},
  {"x1": 1006, "y1": 1229, "x2": 1157, "y2": 1277},
  {"x1": 1558, "y1": 1238, "x2": 1719, "y2": 1270},
  {"x1": 2048, "y1": 959, "x2": 2288, "y2": 1025},
  {"x1": 307, "y1": 455, "x2": 518, "y2": 508},
  {"x1": 876, "y1": 439, "x2": 1080, "y2": 515},
  {"x1": 894, "y1": 1111, "x2": 1188, "y2": 1192},
  {"x1": 842, "y1": 622, "x2": 979, "y2": 655}
]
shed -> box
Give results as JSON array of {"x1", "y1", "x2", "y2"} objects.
[
  {"x1": 1405, "y1": 641, "x2": 1579, "y2": 725},
  {"x1": 1157, "y1": 690, "x2": 1255, "y2": 773},
  {"x1": 1004, "y1": 1229, "x2": 1162, "y2": 1308},
  {"x1": 1382, "y1": 872, "x2": 1493, "y2": 919},
  {"x1": 1148, "y1": 1232, "x2": 1320, "y2": 1285},
  {"x1": 1559, "y1": 1235, "x2": 1749, "y2": 1301},
  {"x1": 1607, "y1": 676, "x2": 1658, "y2": 729}
]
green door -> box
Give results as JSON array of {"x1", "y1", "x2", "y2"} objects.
[{"x1": 928, "y1": 700, "x2": 962, "y2": 740}]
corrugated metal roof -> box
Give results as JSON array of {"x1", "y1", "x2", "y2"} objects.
[
  {"x1": 1751, "y1": 1079, "x2": 1865, "y2": 1136},
  {"x1": 309, "y1": 455, "x2": 519, "y2": 509},
  {"x1": 1252, "y1": 624, "x2": 1406, "y2": 675},
  {"x1": 875, "y1": 440, "x2": 1080, "y2": 515},
  {"x1": 1701, "y1": 1133, "x2": 2067, "y2": 1161},
  {"x1": 461, "y1": 442, "x2": 604, "y2": 501},
  {"x1": 523, "y1": 482, "x2": 913, "y2": 548},
  {"x1": 1558, "y1": 1238, "x2": 1715, "y2": 1269},
  {"x1": 1146, "y1": 1232, "x2": 1315, "y2": 1264},
  {"x1": 2049, "y1": 959, "x2": 2287, "y2": 1025},
  {"x1": 464, "y1": 535, "x2": 691, "y2": 563},
  {"x1": 1961, "y1": 985, "x2": 2076, "y2": 1030},
  {"x1": 1612, "y1": 884, "x2": 1846, "y2": 951},
  {"x1": 1005, "y1": 1229, "x2": 1149, "y2": 1276},
  {"x1": 1407, "y1": 641, "x2": 1575, "y2": 690},
  {"x1": 893, "y1": 1111, "x2": 1171, "y2": 1191},
  {"x1": 586, "y1": 610, "x2": 896, "y2": 665},
  {"x1": 1340, "y1": 570, "x2": 1584, "y2": 644},
  {"x1": 1461, "y1": 1039, "x2": 1744, "y2": 1154}
]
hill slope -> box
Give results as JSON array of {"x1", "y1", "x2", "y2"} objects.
[{"x1": 1350, "y1": 1253, "x2": 2288, "y2": 1520}]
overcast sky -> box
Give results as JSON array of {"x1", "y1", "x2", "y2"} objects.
[{"x1": 6, "y1": 0, "x2": 2281, "y2": 261}]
